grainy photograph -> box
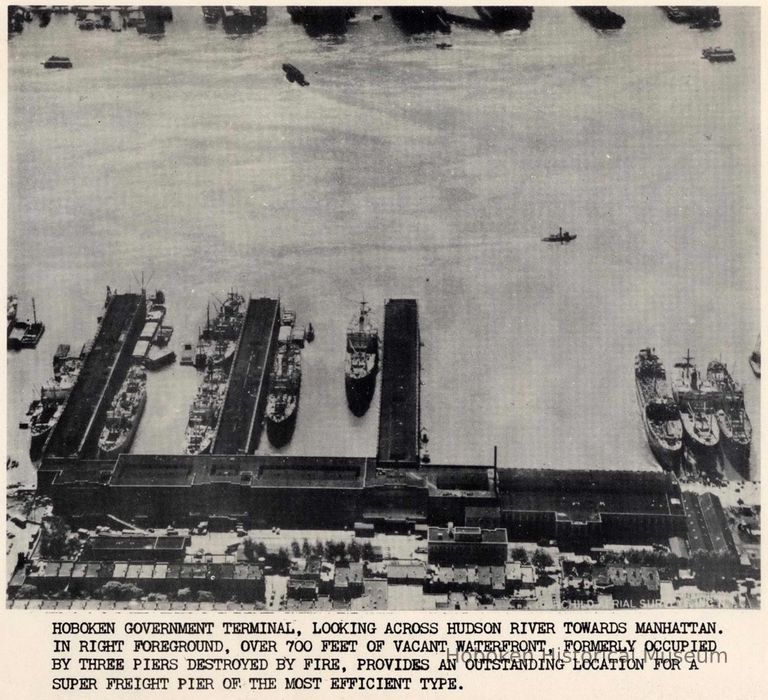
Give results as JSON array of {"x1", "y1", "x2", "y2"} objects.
[{"x1": 5, "y1": 5, "x2": 761, "y2": 611}]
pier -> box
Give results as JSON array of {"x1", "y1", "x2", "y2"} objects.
[
  {"x1": 211, "y1": 298, "x2": 280, "y2": 455},
  {"x1": 43, "y1": 293, "x2": 145, "y2": 460},
  {"x1": 377, "y1": 299, "x2": 421, "y2": 466}
]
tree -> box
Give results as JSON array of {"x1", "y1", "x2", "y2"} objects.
[
  {"x1": 510, "y1": 547, "x2": 529, "y2": 564},
  {"x1": 301, "y1": 539, "x2": 312, "y2": 557},
  {"x1": 97, "y1": 581, "x2": 143, "y2": 601},
  {"x1": 348, "y1": 541, "x2": 362, "y2": 562},
  {"x1": 243, "y1": 537, "x2": 268, "y2": 561},
  {"x1": 291, "y1": 540, "x2": 301, "y2": 558},
  {"x1": 39, "y1": 516, "x2": 68, "y2": 559},
  {"x1": 532, "y1": 549, "x2": 554, "y2": 570},
  {"x1": 312, "y1": 541, "x2": 325, "y2": 558},
  {"x1": 15, "y1": 584, "x2": 38, "y2": 600},
  {"x1": 361, "y1": 542, "x2": 375, "y2": 562},
  {"x1": 274, "y1": 547, "x2": 291, "y2": 573}
]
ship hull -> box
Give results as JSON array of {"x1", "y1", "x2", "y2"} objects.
[
  {"x1": 29, "y1": 426, "x2": 52, "y2": 464},
  {"x1": 345, "y1": 367, "x2": 377, "y2": 417},
  {"x1": 98, "y1": 392, "x2": 146, "y2": 457},
  {"x1": 634, "y1": 380, "x2": 681, "y2": 471},
  {"x1": 266, "y1": 407, "x2": 298, "y2": 448}
]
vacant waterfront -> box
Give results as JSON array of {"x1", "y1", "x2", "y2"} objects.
[{"x1": 6, "y1": 5, "x2": 760, "y2": 493}]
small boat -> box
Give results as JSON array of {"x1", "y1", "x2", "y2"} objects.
[
  {"x1": 306, "y1": 323, "x2": 315, "y2": 343},
  {"x1": 144, "y1": 347, "x2": 176, "y2": 371},
  {"x1": 282, "y1": 63, "x2": 309, "y2": 87},
  {"x1": 702, "y1": 46, "x2": 736, "y2": 62},
  {"x1": 749, "y1": 335, "x2": 760, "y2": 378},
  {"x1": 542, "y1": 226, "x2": 577, "y2": 244},
  {"x1": 43, "y1": 55, "x2": 72, "y2": 69},
  {"x1": 180, "y1": 343, "x2": 196, "y2": 366},
  {"x1": 8, "y1": 298, "x2": 44, "y2": 349}
]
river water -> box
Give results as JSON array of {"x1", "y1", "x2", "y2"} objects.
[{"x1": 6, "y1": 7, "x2": 761, "y2": 493}]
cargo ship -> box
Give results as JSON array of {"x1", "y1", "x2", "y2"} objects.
[
  {"x1": 345, "y1": 301, "x2": 379, "y2": 416},
  {"x1": 634, "y1": 348, "x2": 683, "y2": 470},
  {"x1": 474, "y1": 7, "x2": 534, "y2": 32},
  {"x1": 388, "y1": 6, "x2": 451, "y2": 35},
  {"x1": 662, "y1": 6, "x2": 721, "y2": 28},
  {"x1": 28, "y1": 356, "x2": 82, "y2": 463},
  {"x1": 706, "y1": 360, "x2": 752, "y2": 466},
  {"x1": 265, "y1": 312, "x2": 302, "y2": 447},
  {"x1": 671, "y1": 350, "x2": 720, "y2": 472},
  {"x1": 97, "y1": 365, "x2": 147, "y2": 457},
  {"x1": 287, "y1": 6, "x2": 354, "y2": 36},
  {"x1": 196, "y1": 291, "x2": 245, "y2": 369},
  {"x1": 572, "y1": 6, "x2": 625, "y2": 30},
  {"x1": 184, "y1": 363, "x2": 228, "y2": 455}
]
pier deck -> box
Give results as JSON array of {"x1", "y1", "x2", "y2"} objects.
[
  {"x1": 377, "y1": 299, "x2": 420, "y2": 466},
  {"x1": 43, "y1": 293, "x2": 145, "y2": 460},
  {"x1": 212, "y1": 297, "x2": 280, "y2": 454}
]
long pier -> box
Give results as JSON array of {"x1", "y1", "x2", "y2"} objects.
[
  {"x1": 211, "y1": 297, "x2": 280, "y2": 454},
  {"x1": 43, "y1": 292, "x2": 145, "y2": 460},
  {"x1": 377, "y1": 299, "x2": 421, "y2": 466}
]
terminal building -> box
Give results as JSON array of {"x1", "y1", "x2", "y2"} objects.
[{"x1": 35, "y1": 297, "x2": 689, "y2": 551}]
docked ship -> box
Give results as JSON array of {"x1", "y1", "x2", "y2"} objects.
[
  {"x1": 388, "y1": 6, "x2": 451, "y2": 35},
  {"x1": 196, "y1": 290, "x2": 246, "y2": 369},
  {"x1": 287, "y1": 6, "x2": 354, "y2": 36},
  {"x1": 345, "y1": 301, "x2": 379, "y2": 416},
  {"x1": 749, "y1": 335, "x2": 760, "y2": 377},
  {"x1": 265, "y1": 312, "x2": 302, "y2": 447},
  {"x1": 97, "y1": 365, "x2": 147, "y2": 457},
  {"x1": 671, "y1": 350, "x2": 720, "y2": 472},
  {"x1": 634, "y1": 348, "x2": 683, "y2": 470},
  {"x1": 184, "y1": 363, "x2": 228, "y2": 455},
  {"x1": 28, "y1": 356, "x2": 83, "y2": 463},
  {"x1": 706, "y1": 360, "x2": 752, "y2": 465},
  {"x1": 572, "y1": 6, "x2": 625, "y2": 30},
  {"x1": 474, "y1": 7, "x2": 534, "y2": 32},
  {"x1": 662, "y1": 6, "x2": 721, "y2": 28}
]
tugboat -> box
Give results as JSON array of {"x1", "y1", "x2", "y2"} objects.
[
  {"x1": 20, "y1": 299, "x2": 45, "y2": 348},
  {"x1": 702, "y1": 46, "x2": 735, "y2": 62},
  {"x1": 265, "y1": 313, "x2": 302, "y2": 447},
  {"x1": 184, "y1": 362, "x2": 228, "y2": 455},
  {"x1": 671, "y1": 350, "x2": 720, "y2": 472},
  {"x1": 707, "y1": 360, "x2": 752, "y2": 467},
  {"x1": 749, "y1": 335, "x2": 760, "y2": 378},
  {"x1": 345, "y1": 301, "x2": 379, "y2": 416},
  {"x1": 28, "y1": 357, "x2": 82, "y2": 463},
  {"x1": 8, "y1": 298, "x2": 45, "y2": 350},
  {"x1": 98, "y1": 365, "x2": 147, "y2": 457},
  {"x1": 542, "y1": 226, "x2": 577, "y2": 244},
  {"x1": 634, "y1": 348, "x2": 683, "y2": 470}
]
